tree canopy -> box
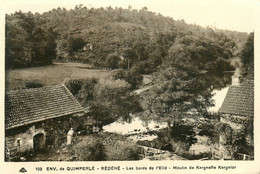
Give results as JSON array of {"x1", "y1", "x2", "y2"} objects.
[
  {"x1": 6, "y1": 11, "x2": 57, "y2": 69},
  {"x1": 240, "y1": 32, "x2": 254, "y2": 77},
  {"x1": 139, "y1": 33, "x2": 236, "y2": 121},
  {"x1": 6, "y1": 6, "x2": 252, "y2": 121},
  {"x1": 6, "y1": 6, "x2": 248, "y2": 73},
  {"x1": 65, "y1": 78, "x2": 142, "y2": 124}
]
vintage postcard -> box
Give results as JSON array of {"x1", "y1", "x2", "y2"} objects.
[{"x1": 0, "y1": 0, "x2": 260, "y2": 173}]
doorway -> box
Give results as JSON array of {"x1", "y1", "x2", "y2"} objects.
[{"x1": 33, "y1": 133, "x2": 45, "y2": 151}]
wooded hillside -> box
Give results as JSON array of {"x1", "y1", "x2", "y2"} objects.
[
  {"x1": 6, "y1": 5, "x2": 253, "y2": 116},
  {"x1": 6, "y1": 5, "x2": 248, "y2": 71}
]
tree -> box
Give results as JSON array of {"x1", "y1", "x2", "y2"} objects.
[
  {"x1": 5, "y1": 12, "x2": 34, "y2": 68},
  {"x1": 45, "y1": 27, "x2": 58, "y2": 62},
  {"x1": 6, "y1": 5, "x2": 245, "y2": 73},
  {"x1": 65, "y1": 79, "x2": 83, "y2": 96},
  {"x1": 141, "y1": 58, "x2": 214, "y2": 122},
  {"x1": 240, "y1": 32, "x2": 254, "y2": 77},
  {"x1": 89, "y1": 84, "x2": 142, "y2": 124},
  {"x1": 105, "y1": 54, "x2": 121, "y2": 69},
  {"x1": 139, "y1": 34, "x2": 236, "y2": 121},
  {"x1": 67, "y1": 36, "x2": 85, "y2": 54},
  {"x1": 65, "y1": 78, "x2": 142, "y2": 124},
  {"x1": 5, "y1": 12, "x2": 57, "y2": 69},
  {"x1": 112, "y1": 68, "x2": 143, "y2": 89},
  {"x1": 65, "y1": 78, "x2": 98, "y2": 106}
]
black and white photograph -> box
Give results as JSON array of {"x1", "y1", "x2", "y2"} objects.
[{"x1": 1, "y1": 0, "x2": 259, "y2": 173}]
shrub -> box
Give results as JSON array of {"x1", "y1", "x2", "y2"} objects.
[
  {"x1": 67, "y1": 36, "x2": 85, "y2": 53},
  {"x1": 170, "y1": 140, "x2": 190, "y2": 153},
  {"x1": 170, "y1": 125, "x2": 196, "y2": 146},
  {"x1": 131, "y1": 61, "x2": 154, "y2": 74},
  {"x1": 23, "y1": 80, "x2": 44, "y2": 89},
  {"x1": 105, "y1": 54, "x2": 121, "y2": 69},
  {"x1": 118, "y1": 60, "x2": 128, "y2": 69},
  {"x1": 198, "y1": 124, "x2": 215, "y2": 137},
  {"x1": 65, "y1": 79, "x2": 83, "y2": 95},
  {"x1": 72, "y1": 136, "x2": 106, "y2": 161},
  {"x1": 106, "y1": 141, "x2": 140, "y2": 160},
  {"x1": 112, "y1": 68, "x2": 143, "y2": 89},
  {"x1": 215, "y1": 122, "x2": 233, "y2": 144},
  {"x1": 65, "y1": 78, "x2": 98, "y2": 105}
]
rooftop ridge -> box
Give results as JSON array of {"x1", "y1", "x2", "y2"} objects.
[
  {"x1": 5, "y1": 84, "x2": 84, "y2": 130},
  {"x1": 5, "y1": 84, "x2": 64, "y2": 93}
]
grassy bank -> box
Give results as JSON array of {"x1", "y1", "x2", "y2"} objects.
[{"x1": 6, "y1": 63, "x2": 111, "y2": 90}]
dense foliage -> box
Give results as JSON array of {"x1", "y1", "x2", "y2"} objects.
[
  {"x1": 22, "y1": 80, "x2": 44, "y2": 89},
  {"x1": 72, "y1": 136, "x2": 106, "y2": 161},
  {"x1": 65, "y1": 78, "x2": 98, "y2": 106},
  {"x1": 138, "y1": 32, "x2": 242, "y2": 120},
  {"x1": 105, "y1": 54, "x2": 122, "y2": 69},
  {"x1": 112, "y1": 68, "x2": 143, "y2": 89},
  {"x1": 65, "y1": 78, "x2": 142, "y2": 124},
  {"x1": 6, "y1": 12, "x2": 57, "y2": 68},
  {"x1": 240, "y1": 32, "x2": 254, "y2": 77},
  {"x1": 105, "y1": 140, "x2": 140, "y2": 160},
  {"x1": 6, "y1": 5, "x2": 248, "y2": 71},
  {"x1": 72, "y1": 133, "x2": 140, "y2": 161},
  {"x1": 6, "y1": 5, "x2": 252, "y2": 122}
]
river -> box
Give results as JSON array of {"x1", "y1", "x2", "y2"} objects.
[
  {"x1": 103, "y1": 117, "x2": 168, "y2": 141},
  {"x1": 208, "y1": 87, "x2": 229, "y2": 112}
]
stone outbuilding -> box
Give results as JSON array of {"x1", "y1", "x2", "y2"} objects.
[
  {"x1": 218, "y1": 75, "x2": 254, "y2": 160},
  {"x1": 5, "y1": 85, "x2": 84, "y2": 161}
]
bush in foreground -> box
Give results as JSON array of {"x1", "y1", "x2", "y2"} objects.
[
  {"x1": 106, "y1": 141, "x2": 140, "y2": 161},
  {"x1": 72, "y1": 136, "x2": 106, "y2": 161}
]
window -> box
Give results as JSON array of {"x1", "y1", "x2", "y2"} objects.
[{"x1": 15, "y1": 138, "x2": 22, "y2": 146}]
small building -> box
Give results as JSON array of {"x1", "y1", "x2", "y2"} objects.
[
  {"x1": 83, "y1": 43, "x2": 93, "y2": 51},
  {"x1": 218, "y1": 75, "x2": 254, "y2": 160},
  {"x1": 5, "y1": 85, "x2": 84, "y2": 161}
]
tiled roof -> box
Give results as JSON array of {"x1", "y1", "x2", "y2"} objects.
[
  {"x1": 5, "y1": 85, "x2": 84, "y2": 130},
  {"x1": 219, "y1": 77, "x2": 254, "y2": 117}
]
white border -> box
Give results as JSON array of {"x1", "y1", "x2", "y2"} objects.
[{"x1": 1, "y1": 0, "x2": 260, "y2": 173}]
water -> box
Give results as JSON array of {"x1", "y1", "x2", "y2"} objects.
[
  {"x1": 189, "y1": 135, "x2": 211, "y2": 154},
  {"x1": 208, "y1": 87, "x2": 229, "y2": 112},
  {"x1": 103, "y1": 117, "x2": 168, "y2": 141}
]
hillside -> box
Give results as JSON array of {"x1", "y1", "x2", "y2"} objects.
[
  {"x1": 5, "y1": 5, "x2": 252, "y2": 115},
  {"x1": 6, "y1": 5, "x2": 248, "y2": 71}
]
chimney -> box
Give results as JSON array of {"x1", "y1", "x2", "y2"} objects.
[{"x1": 232, "y1": 76, "x2": 240, "y2": 86}]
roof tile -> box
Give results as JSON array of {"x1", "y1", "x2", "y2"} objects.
[
  {"x1": 5, "y1": 85, "x2": 84, "y2": 130},
  {"x1": 219, "y1": 78, "x2": 254, "y2": 117}
]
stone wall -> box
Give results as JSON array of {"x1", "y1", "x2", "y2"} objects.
[
  {"x1": 221, "y1": 114, "x2": 248, "y2": 127},
  {"x1": 219, "y1": 114, "x2": 254, "y2": 160},
  {"x1": 5, "y1": 125, "x2": 45, "y2": 161},
  {"x1": 5, "y1": 113, "x2": 85, "y2": 161}
]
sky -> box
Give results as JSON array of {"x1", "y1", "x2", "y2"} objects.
[{"x1": 1, "y1": 0, "x2": 259, "y2": 33}]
